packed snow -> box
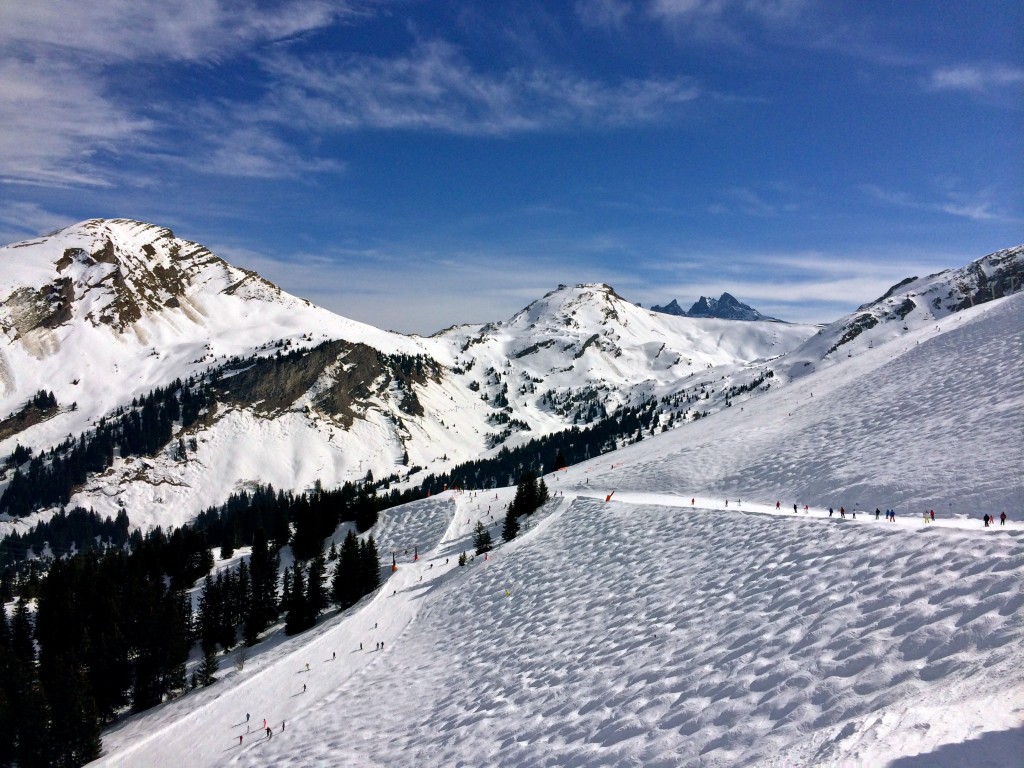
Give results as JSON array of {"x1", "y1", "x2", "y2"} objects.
[{"x1": 92, "y1": 291, "x2": 1024, "y2": 767}]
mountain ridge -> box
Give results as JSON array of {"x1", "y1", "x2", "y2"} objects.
[{"x1": 1, "y1": 220, "x2": 1021, "y2": 535}]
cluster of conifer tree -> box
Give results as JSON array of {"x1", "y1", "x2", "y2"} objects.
[
  {"x1": 0, "y1": 379, "x2": 210, "y2": 517},
  {"x1": 0, "y1": 507, "x2": 131, "y2": 568},
  {"x1": 0, "y1": 480, "x2": 389, "y2": 767},
  {"x1": 501, "y1": 470, "x2": 549, "y2": 542},
  {"x1": 0, "y1": 541, "x2": 192, "y2": 767},
  {"x1": 419, "y1": 397, "x2": 662, "y2": 494}
]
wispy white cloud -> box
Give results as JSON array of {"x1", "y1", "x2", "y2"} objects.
[
  {"x1": 647, "y1": 0, "x2": 811, "y2": 46},
  {"x1": 0, "y1": 0, "x2": 349, "y2": 63},
  {"x1": 258, "y1": 40, "x2": 702, "y2": 136},
  {"x1": 0, "y1": 58, "x2": 152, "y2": 187},
  {"x1": 707, "y1": 186, "x2": 801, "y2": 217},
  {"x1": 0, "y1": 201, "x2": 74, "y2": 246},
  {"x1": 188, "y1": 127, "x2": 346, "y2": 179},
  {"x1": 862, "y1": 184, "x2": 1016, "y2": 223},
  {"x1": 0, "y1": 0, "x2": 354, "y2": 188},
  {"x1": 927, "y1": 64, "x2": 1024, "y2": 94}
]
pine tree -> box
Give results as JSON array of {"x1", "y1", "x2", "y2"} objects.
[
  {"x1": 473, "y1": 521, "x2": 492, "y2": 555},
  {"x1": 552, "y1": 449, "x2": 568, "y2": 471},
  {"x1": 332, "y1": 530, "x2": 361, "y2": 609},
  {"x1": 284, "y1": 564, "x2": 309, "y2": 636},
  {"x1": 511, "y1": 470, "x2": 539, "y2": 516},
  {"x1": 197, "y1": 644, "x2": 219, "y2": 686},
  {"x1": 219, "y1": 520, "x2": 236, "y2": 560},
  {"x1": 197, "y1": 574, "x2": 218, "y2": 652},
  {"x1": 307, "y1": 552, "x2": 328, "y2": 621},
  {"x1": 502, "y1": 507, "x2": 520, "y2": 542},
  {"x1": 45, "y1": 658, "x2": 101, "y2": 767},
  {"x1": 244, "y1": 529, "x2": 278, "y2": 645},
  {"x1": 359, "y1": 536, "x2": 381, "y2": 595}
]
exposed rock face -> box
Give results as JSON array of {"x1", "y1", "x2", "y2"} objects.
[{"x1": 653, "y1": 293, "x2": 782, "y2": 322}]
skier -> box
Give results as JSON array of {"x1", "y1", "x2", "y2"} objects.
[
  {"x1": 303, "y1": 683, "x2": 306, "y2": 693},
  {"x1": 875, "y1": 508, "x2": 880, "y2": 520},
  {"x1": 239, "y1": 735, "x2": 243, "y2": 746},
  {"x1": 283, "y1": 721, "x2": 286, "y2": 731},
  {"x1": 359, "y1": 643, "x2": 362, "y2": 651},
  {"x1": 267, "y1": 726, "x2": 272, "y2": 739},
  {"x1": 839, "y1": 507, "x2": 846, "y2": 518},
  {"x1": 246, "y1": 713, "x2": 250, "y2": 723},
  {"x1": 1001, "y1": 512, "x2": 1007, "y2": 525},
  {"x1": 776, "y1": 501, "x2": 780, "y2": 510},
  {"x1": 333, "y1": 651, "x2": 336, "y2": 660},
  {"x1": 305, "y1": 663, "x2": 310, "y2": 671},
  {"x1": 983, "y1": 514, "x2": 990, "y2": 527},
  {"x1": 829, "y1": 507, "x2": 834, "y2": 517},
  {"x1": 930, "y1": 510, "x2": 935, "y2": 521},
  {"x1": 793, "y1": 504, "x2": 798, "y2": 514}
]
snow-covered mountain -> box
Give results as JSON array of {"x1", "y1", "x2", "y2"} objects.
[
  {"x1": 652, "y1": 292, "x2": 782, "y2": 322},
  {"x1": 0, "y1": 220, "x2": 815, "y2": 531},
  {"x1": 94, "y1": 281, "x2": 1024, "y2": 768},
  {"x1": 786, "y1": 244, "x2": 1024, "y2": 376}
]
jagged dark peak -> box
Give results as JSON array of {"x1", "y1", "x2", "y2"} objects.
[
  {"x1": 652, "y1": 292, "x2": 781, "y2": 322},
  {"x1": 650, "y1": 299, "x2": 685, "y2": 316}
]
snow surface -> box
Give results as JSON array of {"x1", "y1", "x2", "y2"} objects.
[{"x1": 92, "y1": 292, "x2": 1024, "y2": 767}]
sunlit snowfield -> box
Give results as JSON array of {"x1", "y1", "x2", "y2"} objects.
[{"x1": 96, "y1": 294, "x2": 1023, "y2": 767}]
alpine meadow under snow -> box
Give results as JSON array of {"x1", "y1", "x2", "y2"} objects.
[{"x1": 0, "y1": 221, "x2": 1021, "y2": 767}]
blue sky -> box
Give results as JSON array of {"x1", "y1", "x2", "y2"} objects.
[{"x1": 1, "y1": 0, "x2": 1021, "y2": 334}]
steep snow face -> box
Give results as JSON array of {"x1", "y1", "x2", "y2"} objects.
[{"x1": 786, "y1": 244, "x2": 1024, "y2": 376}]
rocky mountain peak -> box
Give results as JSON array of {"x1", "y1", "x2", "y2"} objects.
[{"x1": 652, "y1": 292, "x2": 780, "y2": 322}]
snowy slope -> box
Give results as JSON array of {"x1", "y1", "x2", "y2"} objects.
[{"x1": 92, "y1": 291, "x2": 1024, "y2": 767}]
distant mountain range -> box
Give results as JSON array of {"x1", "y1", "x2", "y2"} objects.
[
  {"x1": 651, "y1": 292, "x2": 783, "y2": 322},
  {"x1": 0, "y1": 219, "x2": 1021, "y2": 535}
]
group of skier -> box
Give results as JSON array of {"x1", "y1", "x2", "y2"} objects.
[
  {"x1": 769, "y1": 500, "x2": 1010, "y2": 527},
  {"x1": 239, "y1": 714, "x2": 283, "y2": 746}
]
